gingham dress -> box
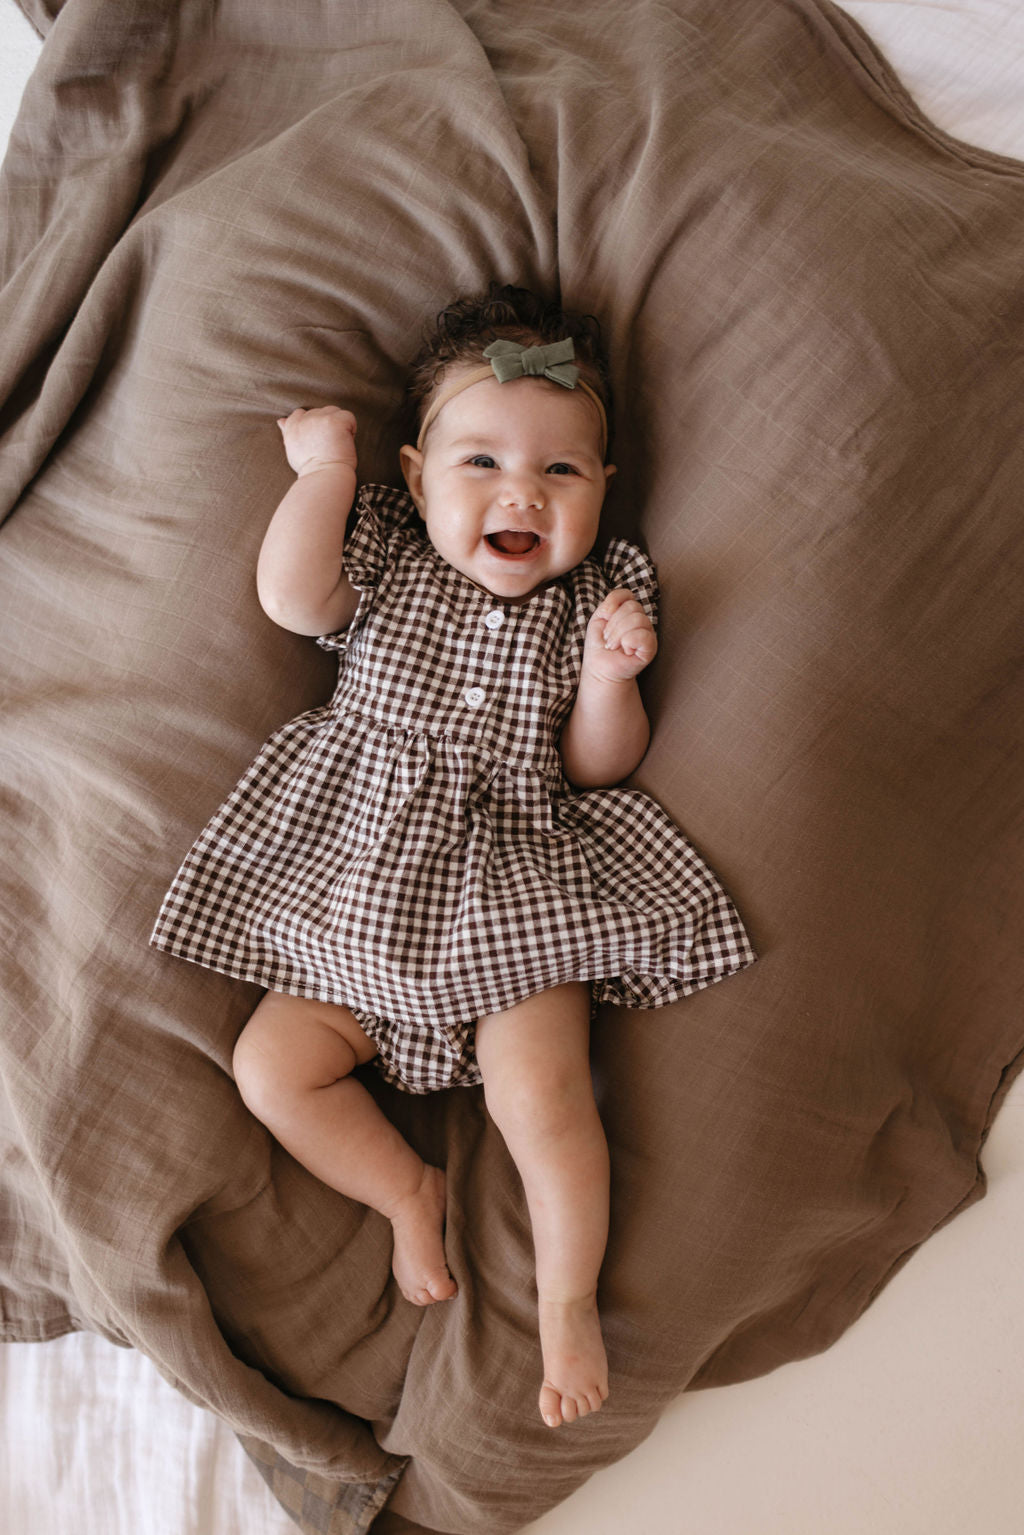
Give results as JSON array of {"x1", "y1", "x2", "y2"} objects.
[{"x1": 151, "y1": 484, "x2": 756, "y2": 1092}]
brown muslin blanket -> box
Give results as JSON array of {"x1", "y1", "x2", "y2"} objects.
[{"x1": 2, "y1": 2, "x2": 1023, "y2": 1531}]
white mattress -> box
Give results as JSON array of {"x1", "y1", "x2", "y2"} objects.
[{"x1": 2, "y1": 2, "x2": 1023, "y2": 1531}]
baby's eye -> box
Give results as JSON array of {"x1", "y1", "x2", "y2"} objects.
[
  {"x1": 468, "y1": 454, "x2": 497, "y2": 469},
  {"x1": 546, "y1": 462, "x2": 579, "y2": 476}
]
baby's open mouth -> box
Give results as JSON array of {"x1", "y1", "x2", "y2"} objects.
[{"x1": 485, "y1": 530, "x2": 540, "y2": 556}]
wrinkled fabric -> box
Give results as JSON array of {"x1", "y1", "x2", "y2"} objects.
[{"x1": 2, "y1": 1, "x2": 1023, "y2": 1531}]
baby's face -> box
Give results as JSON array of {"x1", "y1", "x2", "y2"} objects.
[{"x1": 400, "y1": 372, "x2": 615, "y2": 603}]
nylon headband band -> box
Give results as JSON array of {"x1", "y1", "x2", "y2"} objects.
[{"x1": 415, "y1": 366, "x2": 609, "y2": 456}]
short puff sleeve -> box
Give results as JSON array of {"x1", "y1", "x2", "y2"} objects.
[
  {"x1": 601, "y1": 537, "x2": 659, "y2": 631},
  {"x1": 317, "y1": 483, "x2": 419, "y2": 653}
]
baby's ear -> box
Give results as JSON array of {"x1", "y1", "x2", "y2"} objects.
[{"x1": 399, "y1": 444, "x2": 426, "y2": 515}]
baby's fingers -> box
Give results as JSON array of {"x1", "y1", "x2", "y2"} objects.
[
  {"x1": 607, "y1": 622, "x2": 656, "y2": 663},
  {"x1": 276, "y1": 405, "x2": 358, "y2": 475},
  {"x1": 591, "y1": 587, "x2": 638, "y2": 623},
  {"x1": 599, "y1": 600, "x2": 656, "y2": 656}
]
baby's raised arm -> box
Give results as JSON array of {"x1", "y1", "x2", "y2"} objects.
[
  {"x1": 256, "y1": 407, "x2": 361, "y2": 636},
  {"x1": 559, "y1": 589, "x2": 656, "y2": 788}
]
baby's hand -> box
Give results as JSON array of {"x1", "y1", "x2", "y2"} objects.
[
  {"x1": 277, "y1": 406, "x2": 358, "y2": 478},
  {"x1": 583, "y1": 588, "x2": 658, "y2": 682}
]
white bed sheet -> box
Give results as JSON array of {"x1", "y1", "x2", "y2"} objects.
[
  {"x1": 2, "y1": 2, "x2": 1023, "y2": 1532},
  {"x1": 3, "y1": 1329, "x2": 294, "y2": 1535}
]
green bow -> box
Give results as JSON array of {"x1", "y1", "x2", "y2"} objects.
[{"x1": 483, "y1": 337, "x2": 580, "y2": 389}]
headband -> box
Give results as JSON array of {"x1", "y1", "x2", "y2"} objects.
[{"x1": 415, "y1": 337, "x2": 609, "y2": 456}]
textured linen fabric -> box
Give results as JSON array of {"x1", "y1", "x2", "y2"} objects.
[
  {"x1": 3, "y1": 1, "x2": 1024, "y2": 1532},
  {"x1": 151, "y1": 483, "x2": 756, "y2": 1092}
]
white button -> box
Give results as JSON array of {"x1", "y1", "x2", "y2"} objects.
[
  {"x1": 464, "y1": 687, "x2": 486, "y2": 709},
  {"x1": 483, "y1": 609, "x2": 504, "y2": 629}
]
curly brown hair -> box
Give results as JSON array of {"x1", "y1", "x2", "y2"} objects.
[{"x1": 403, "y1": 282, "x2": 613, "y2": 449}]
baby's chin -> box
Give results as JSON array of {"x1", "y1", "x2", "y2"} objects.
[{"x1": 474, "y1": 552, "x2": 568, "y2": 604}]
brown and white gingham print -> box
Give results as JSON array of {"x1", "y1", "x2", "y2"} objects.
[{"x1": 151, "y1": 484, "x2": 756, "y2": 1092}]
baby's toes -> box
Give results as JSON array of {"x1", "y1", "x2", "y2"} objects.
[
  {"x1": 426, "y1": 1266, "x2": 458, "y2": 1302},
  {"x1": 539, "y1": 1383, "x2": 565, "y2": 1428},
  {"x1": 540, "y1": 1384, "x2": 597, "y2": 1427},
  {"x1": 405, "y1": 1266, "x2": 457, "y2": 1306},
  {"x1": 540, "y1": 1381, "x2": 609, "y2": 1426}
]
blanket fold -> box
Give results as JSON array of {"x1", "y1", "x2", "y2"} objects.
[{"x1": 3, "y1": 1, "x2": 1023, "y2": 1530}]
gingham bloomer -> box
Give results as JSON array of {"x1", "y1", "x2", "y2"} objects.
[{"x1": 151, "y1": 484, "x2": 756, "y2": 1092}]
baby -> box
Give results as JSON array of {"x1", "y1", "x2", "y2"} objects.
[{"x1": 152, "y1": 284, "x2": 755, "y2": 1428}]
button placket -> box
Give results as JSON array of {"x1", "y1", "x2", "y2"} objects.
[{"x1": 463, "y1": 601, "x2": 512, "y2": 711}]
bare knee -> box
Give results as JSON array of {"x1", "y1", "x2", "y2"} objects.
[
  {"x1": 232, "y1": 994, "x2": 366, "y2": 1126},
  {"x1": 477, "y1": 984, "x2": 594, "y2": 1142},
  {"x1": 483, "y1": 1059, "x2": 594, "y2": 1147}
]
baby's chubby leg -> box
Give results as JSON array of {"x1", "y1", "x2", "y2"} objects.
[
  {"x1": 232, "y1": 992, "x2": 457, "y2": 1305},
  {"x1": 475, "y1": 983, "x2": 610, "y2": 1428}
]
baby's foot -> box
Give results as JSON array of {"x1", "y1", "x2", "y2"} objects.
[
  {"x1": 537, "y1": 1293, "x2": 609, "y2": 1427},
  {"x1": 386, "y1": 1163, "x2": 458, "y2": 1306}
]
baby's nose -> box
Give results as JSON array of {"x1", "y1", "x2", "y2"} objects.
[{"x1": 498, "y1": 474, "x2": 545, "y2": 510}]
